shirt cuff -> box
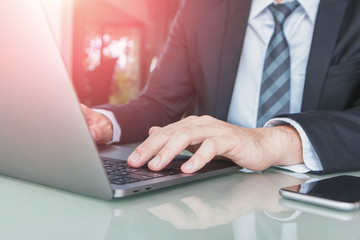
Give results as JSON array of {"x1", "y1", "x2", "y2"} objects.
[
  {"x1": 92, "y1": 109, "x2": 121, "y2": 144},
  {"x1": 264, "y1": 117, "x2": 323, "y2": 173}
]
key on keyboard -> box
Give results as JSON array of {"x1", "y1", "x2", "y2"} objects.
[{"x1": 101, "y1": 158, "x2": 182, "y2": 185}]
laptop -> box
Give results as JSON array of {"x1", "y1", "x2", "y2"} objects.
[{"x1": 0, "y1": 0, "x2": 241, "y2": 200}]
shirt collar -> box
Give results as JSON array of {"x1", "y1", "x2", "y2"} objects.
[
  {"x1": 298, "y1": 0, "x2": 320, "y2": 24},
  {"x1": 249, "y1": 0, "x2": 320, "y2": 24}
]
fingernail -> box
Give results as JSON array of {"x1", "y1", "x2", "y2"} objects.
[
  {"x1": 183, "y1": 161, "x2": 194, "y2": 172},
  {"x1": 128, "y1": 152, "x2": 140, "y2": 164},
  {"x1": 90, "y1": 130, "x2": 96, "y2": 139},
  {"x1": 150, "y1": 156, "x2": 161, "y2": 168}
]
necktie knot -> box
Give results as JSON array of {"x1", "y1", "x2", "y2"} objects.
[{"x1": 269, "y1": 1, "x2": 300, "y2": 25}]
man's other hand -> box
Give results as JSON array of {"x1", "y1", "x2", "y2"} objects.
[
  {"x1": 127, "y1": 115, "x2": 303, "y2": 173},
  {"x1": 80, "y1": 104, "x2": 113, "y2": 144}
]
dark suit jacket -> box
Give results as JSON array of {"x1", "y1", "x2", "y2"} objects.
[{"x1": 99, "y1": 0, "x2": 360, "y2": 174}]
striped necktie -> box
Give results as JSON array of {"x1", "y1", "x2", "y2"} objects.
[{"x1": 256, "y1": 1, "x2": 300, "y2": 127}]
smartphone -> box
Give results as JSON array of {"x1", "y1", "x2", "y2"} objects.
[{"x1": 279, "y1": 175, "x2": 360, "y2": 211}]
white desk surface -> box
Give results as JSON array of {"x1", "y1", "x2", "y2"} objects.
[{"x1": 1, "y1": 168, "x2": 359, "y2": 240}]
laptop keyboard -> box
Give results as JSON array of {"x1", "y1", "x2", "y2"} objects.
[{"x1": 101, "y1": 157, "x2": 183, "y2": 185}]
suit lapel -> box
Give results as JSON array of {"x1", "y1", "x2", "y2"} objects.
[
  {"x1": 301, "y1": 0, "x2": 350, "y2": 111},
  {"x1": 215, "y1": 0, "x2": 252, "y2": 120}
]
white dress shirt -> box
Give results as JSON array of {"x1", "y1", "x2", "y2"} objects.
[
  {"x1": 227, "y1": 0, "x2": 322, "y2": 173},
  {"x1": 96, "y1": 0, "x2": 323, "y2": 173}
]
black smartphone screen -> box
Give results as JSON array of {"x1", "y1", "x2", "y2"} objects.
[{"x1": 283, "y1": 175, "x2": 360, "y2": 203}]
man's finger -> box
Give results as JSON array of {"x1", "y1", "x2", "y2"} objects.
[
  {"x1": 181, "y1": 138, "x2": 218, "y2": 173},
  {"x1": 149, "y1": 126, "x2": 161, "y2": 135},
  {"x1": 128, "y1": 128, "x2": 172, "y2": 167},
  {"x1": 147, "y1": 131, "x2": 193, "y2": 171},
  {"x1": 130, "y1": 122, "x2": 216, "y2": 169},
  {"x1": 129, "y1": 117, "x2": 228, "y2": 169}
]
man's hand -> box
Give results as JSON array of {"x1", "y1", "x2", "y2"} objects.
[
  {"x1": 80, "y1": 104, "x2": 113, "y2": 144},
  {"x1": 128, "y1": 115, "x2": 303, "y2": 173}
]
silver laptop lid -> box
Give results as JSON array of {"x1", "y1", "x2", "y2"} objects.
[{"x1": 0, "y1": 0, "x2": 113, "y2": 200}]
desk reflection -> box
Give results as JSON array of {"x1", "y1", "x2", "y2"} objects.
[
  {"x1": 1, "y1": 171, "x2": 359, "y2": 240},
  {"x1": 147, "y1": 172, "x2": 306, "y2": 230}
]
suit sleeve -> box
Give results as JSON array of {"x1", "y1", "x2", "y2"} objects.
[
  {"x1": 96, "y1": 1, "x2": 196, "y2": 143},
  {"x1": 282, "y1": 106, "x2": 360, "y2": 174}
]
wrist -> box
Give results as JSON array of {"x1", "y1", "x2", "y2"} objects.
[{"x1": 268, "y1": 125, "x2": 303, "y2": 166}]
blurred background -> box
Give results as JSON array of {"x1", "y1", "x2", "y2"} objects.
[{"x1": 42, "y1": 0, "x2": 182, "y2": 106}]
